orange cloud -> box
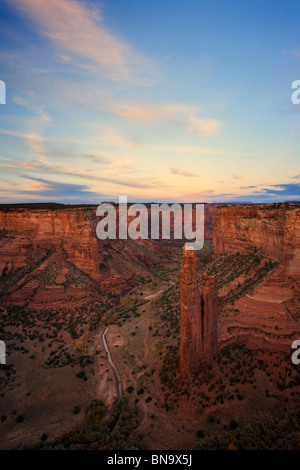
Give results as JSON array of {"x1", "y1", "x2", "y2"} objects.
[
  {"x1": 97, "y1": 129, "x2": 140, "y2": 149},
  {"x1": 188, "y1": 117, "x2": 221, "y2": 136},
  {"x1": 24, "y1": 133, "x2": 48, "y2": 163},
  {"x1": 170, "y1": 167, "x2": 198, "y2": 177},
  {"x1": 108, "y1": 103, "x2": 221, "y2": 137},
  {"x1": 109, "y1": 103, "x2": 195, "y2": 122}
]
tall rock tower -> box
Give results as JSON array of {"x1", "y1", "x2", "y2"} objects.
[
  {"x1": 179, "y1": 246, "x2": 203, "y2": 377},
  {"x1": 179, "y1": 246, "x2": 218, "y2": 377}
]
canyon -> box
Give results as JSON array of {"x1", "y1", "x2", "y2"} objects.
[
  {"x1": 0, "y1": 203, "x2": 217, "y2": 309},
  {"x1": 0, "y1": 201, "x2": 299, "y2": 450},
  {"x1": 178, "y1": 202, "x2": 300, "y2": 376},
  {"x1": 1, "y1": 202, "x2": 299, "y2": 356},
  {"x1": 0, "y1": 205, "x2": 175, "y2": 310},
  {"x1": 1, "y1": 202, "x2": 299, "y2": 358}
]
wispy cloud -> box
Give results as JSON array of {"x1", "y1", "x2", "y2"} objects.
[
  {"x1": 188, "y1": 116, "x2": 221, "y2": 136},
  {"x1": 25, "y1": 133, "x2": 48, "y2": 163},
  {"x1": 281, "y1": 106, "x2": 300, "y2": 113},
  {"x1": 0, "y1": 127, "x2": 112, "y2": 165},
  {"x1": 0, "y1": 128, "x2": 49, "y2": 163},
  {"x1": 97, "y1": 129, "x2": 140, "y2": 149},
  {"x1": 170, "y1": 167, "x2": 198, "y2": 177},
  {"x1": 85, "y1": 154, "x2": 110, "y2": 165},
  {"x1": 260, "y1": 183, "x2": 300, "y2": 197},
  {"x1": 283, "y1": 48, "x2": 300, "y2": 58},
  {"x1": 3, "y1": 176, "x2": 103, "y2": 202},
  {"x1": 180, "y1": 182, "x2": 300, "y2": 203},
  {"x1": 151, "y1": 145, "x2": 255, "y2": 157},
  {"x1": 0, "y1": 155, "x2": 163, "y2": 190},
  {"x1": 13, "y1": 94, "x2": 50, "y2": 124},
  {"x1": 108, "y1": 103, "x2": 195, "y2": 122},
  {"x1": 231, "y1": 174, "x2": 242, "y2": 180},
  {"x1": 7, "y1": 93, "x2": 51, "y2": 163},
  {"x1": 108, "y1": 102, "x2": 221, "y2": 137},
  {"x1": 9, "y1": 0, "x2": 156, "y2": 84},
  {"x1": 236, "y1": 183, "x2": 300, "y2": 202}
]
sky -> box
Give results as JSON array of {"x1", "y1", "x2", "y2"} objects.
[{"x1": 0, "y1": 0, "x2": 299, "y2": 204}]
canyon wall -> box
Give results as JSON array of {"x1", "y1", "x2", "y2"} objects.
[
  {"x1": 212, "y1": 203, "x2": 300, "y2": 354},
  {"x1": 0, "y1": 208, "x2": 100, "y2": 280},
  {"x1": 213, "y1": 203, "x2": 300, "y2": 279},
  {"x1": 0, "y1": 205, "x2": 184, "y2": 303}
]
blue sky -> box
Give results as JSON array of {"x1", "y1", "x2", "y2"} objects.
[{"x1": 0, "y1": 0, "x2": 299, "y2": 203}]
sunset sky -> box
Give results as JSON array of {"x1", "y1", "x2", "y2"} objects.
[{"x1": 0, "y1": 0, "x2": 299, "y2": 203}]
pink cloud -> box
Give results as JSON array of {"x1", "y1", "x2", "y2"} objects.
[{"x1": 10, "y1": 0, "x2": 155, "y2": 84}]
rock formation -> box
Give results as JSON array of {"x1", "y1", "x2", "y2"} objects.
[
  {"x1": 213, "y1": 203, "x2": 300, "y2": 280},
  {"x1": 0, "y1": 208, "x2": 100, "y2": 280},
  {"x1": 179, "y1": 246, "x2": 218, "y2": 377},
  {"x1": 0, "y1": 205, "x2": 181, "y2": 307},
  {"x1": 212, "y1": 203, "x2": 300, "y2": 354}
]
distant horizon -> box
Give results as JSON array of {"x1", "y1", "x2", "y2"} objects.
[{"x1": 0, "y1": 199, "x2": 299, "y2": 208}]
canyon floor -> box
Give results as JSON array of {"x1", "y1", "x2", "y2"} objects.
[{"x1": 0, "y1": 238, "x2": 300, "y2": 450}]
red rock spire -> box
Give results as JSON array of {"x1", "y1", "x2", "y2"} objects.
[{"x1": 179, "y1": 246, "x2": 218, "y2": 376}]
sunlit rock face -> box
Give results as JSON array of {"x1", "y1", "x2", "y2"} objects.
[
  {"x1": 213, "y1": 203, "x2": 300, "y2": 280},
  {"x1": 0, "y1": 208, "x2": 100, "y2": 280}
]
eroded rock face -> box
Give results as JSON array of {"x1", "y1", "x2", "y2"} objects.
[
  {"x1": 0, "y1": 206, "x2": 181, "y2": 307},
  {"x1": 213, "y1": 204, "x2": 300, "y2": 280},
  {"x1": 213, "y1": 203, "x2": 300, "y2": 353},
  {"x1": 179, "y1": 247, "x2": 218, "y2": 377},
  {"x1": 0, "y1": 209, "x2": 100, "y2": 280}
]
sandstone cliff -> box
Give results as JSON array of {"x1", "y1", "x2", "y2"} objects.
[
  {"x1": 0, "y1": 205, "x2": 179, "y2": 309},
  {"x1": 213, "y1": 203, "x2": 300, "y2": 279},
  {"x1": 0, "y1": 208, "x2": 100, "y2": 280},
  {"x1": 212, "y1": 203, "x2": 300, "y2": 354}
]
